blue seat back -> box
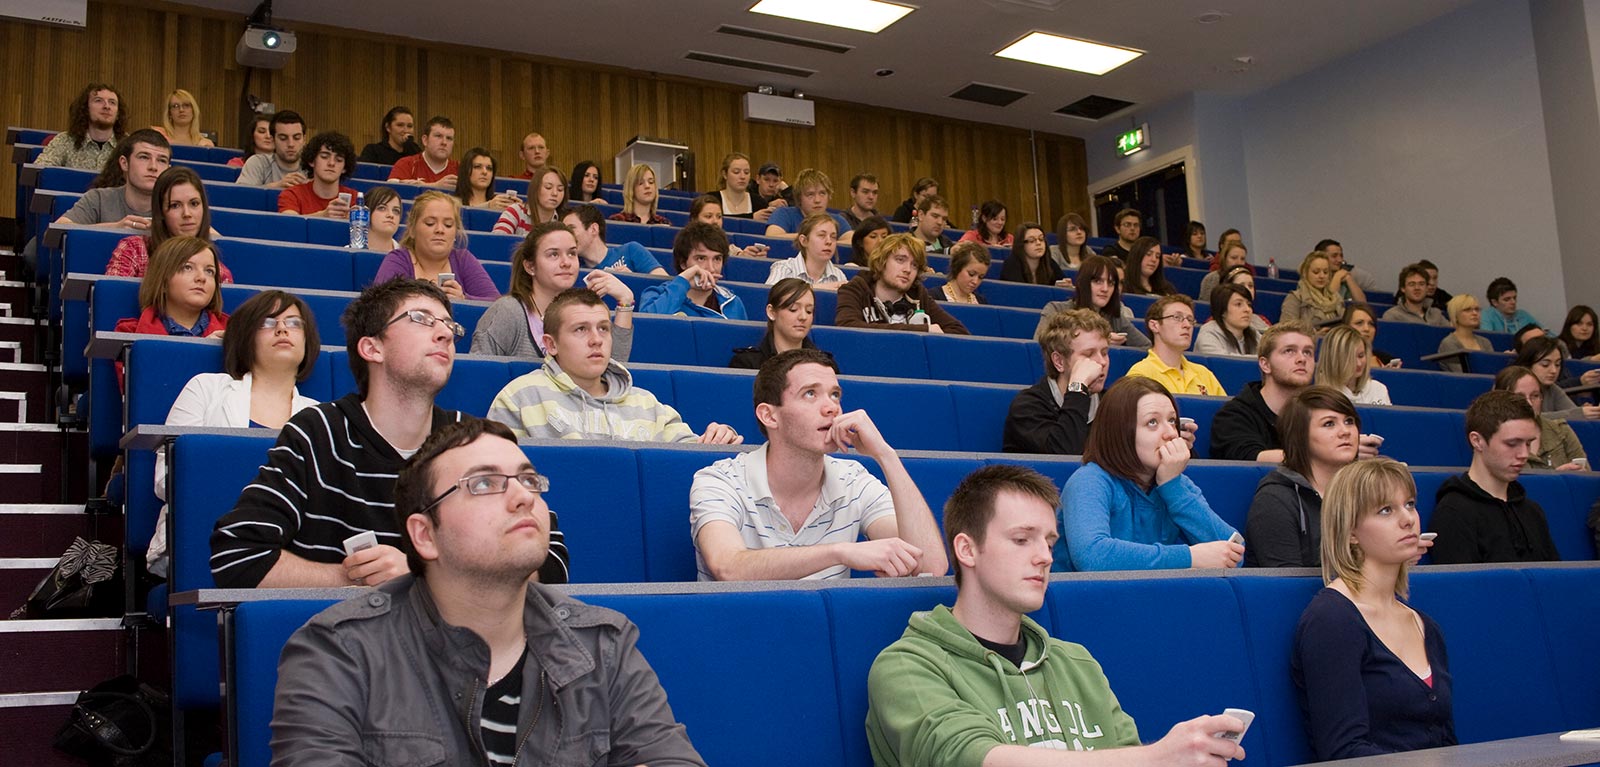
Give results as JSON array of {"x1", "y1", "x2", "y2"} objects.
[{"x1": 233, "y1": 599, "x2": 341, "y2": 767}]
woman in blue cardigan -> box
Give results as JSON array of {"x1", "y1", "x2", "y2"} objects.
[
  {"x1": 1054, "y1": 377, "x2": 1242, "y2": 571},
  {"x1": 1293, "y1": 457, "x2": 1455, "y2": 760}
]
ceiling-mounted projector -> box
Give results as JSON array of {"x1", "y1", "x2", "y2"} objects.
[{"x1": 236, "y1": 25, "x2": 296, "y2": 69}]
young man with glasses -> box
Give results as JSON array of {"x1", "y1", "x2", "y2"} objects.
[
  {"x1": 210, "y1": 279, "x2": 569, "y2": 588},
  {"x1": 1126, "y1": 294, "x2": 1226, "y2": 396},
  {"x1": 1382, "y1": 264, "x2": 1450, "y2": 326},
  {"x1": 270, "y1": 418, "x2": 703, "y2": 766}
]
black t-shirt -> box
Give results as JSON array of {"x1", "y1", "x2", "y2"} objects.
[
  {"x1": 357, "y1": 139, "x2": 420, "y2": 166},
  {"x1": 481, "y1": 648, "x2": 528, "y2": 765},
  {"x1": 973, "y1": 630, "x2": 1027, "y2": 667}
]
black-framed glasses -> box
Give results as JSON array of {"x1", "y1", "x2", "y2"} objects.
[
  {"x1": 387, "y1": 309, "x2": 465, "y2": 338},
  {"x1": 422, "y1": 471, "x2": 549, "y2": 514}
]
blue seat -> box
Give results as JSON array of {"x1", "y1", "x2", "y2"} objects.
[
  {"x1": 633, "y1": 446, "x2": 737, "y2": 582},
  {"x1": 1371, "y1": 367, "x2": 1491, "y2": 410},
  {"x1": 232, "y1": 599, "x2": 340, "y2": 767},
  {"x1": 926, "y1": 334, "x2": 1036, "y2": 386},
  {"x1": 816, "y1": 326, "x2": 928, "y2": 379},
  {"x1": 668, "y1": 369, "x2": 760, "y2": 441},
  {"x1": 687, "y1": 317, "x2": 765, "y2": 367},
  {"x1": 433, "y1": 357, "x2": 508, "y2": 416},
  {"x1": 1173, "y1": 395, "x2": 1227, "y2": 459},
  {"x1": 1356, "y1": 405, "x2": 1469, "y2": 467},
  {"x1": 526, "y1": 444, "x2": 647, "y2": 583},
  {"x1": 948, "y1": 383, "x2": 1017, "y2": 453},
  {"x1": 847, "y1": 378, "x2": 960, "y2": 451},
  {"x1": 628, "y1": 313, "x2": 703, "y2": 365},
  {"x1": 1229, "y1": 576, "x2": 1325, "y2": 767},
  {"x1": 1184, "y1": 463, "x2": 1271, "y2": 532},
  {"x1": 1525, "y1": 568, "x2": 1600, "y2": 730},
  {"x1": 210, "y1": 208, "x2": 307, "y2": 242}
]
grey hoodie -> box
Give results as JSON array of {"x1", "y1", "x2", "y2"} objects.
[
  {"x1": 486, "y1": 356, "x2": 699, "y2": 442},
  {"x1": 1245, "y1": 466, "x2": 1322, "y2": 567}
]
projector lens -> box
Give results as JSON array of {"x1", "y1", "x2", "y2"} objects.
[{"x1": 263, "y1": 31, "x2": 280, "y2": 48}]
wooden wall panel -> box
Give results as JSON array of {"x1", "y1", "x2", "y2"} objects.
[{"x1": 2, "y1": 0, "x2": 1088, "y2": 233}]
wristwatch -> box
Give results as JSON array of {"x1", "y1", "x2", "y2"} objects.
[{"x1": 1065, "y1": 381, "x2": 1089, "y2": 395}]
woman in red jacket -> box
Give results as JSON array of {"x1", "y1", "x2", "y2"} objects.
[{"x1": 115, "y1": 235, "x2": 229, "y2": 339}]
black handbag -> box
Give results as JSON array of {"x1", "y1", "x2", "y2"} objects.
[
  {"x1": 53, "y1": 675, "x2": 170, "y2": 766},
  {"x1": 11, "y1": 536, "x2": 122, "y2": 619}
]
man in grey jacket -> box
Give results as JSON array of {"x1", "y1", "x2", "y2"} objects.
[{"x1": 271, "y1": 417, "x2": 704, "y2": 766}]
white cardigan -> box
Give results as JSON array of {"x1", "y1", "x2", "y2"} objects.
[{"x1": 148, "y1": 372, "x2": 317, "y2": 577}]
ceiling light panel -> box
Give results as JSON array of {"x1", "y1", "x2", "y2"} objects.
[
  {"x1": 749, "y1": 0, "x2": 915, "y2": 34},
  {"x1": 995, "y1": 32, "x2": 1142, "y2": 76}
]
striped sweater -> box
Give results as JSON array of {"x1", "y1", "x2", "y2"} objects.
[
  {"x1": 486, "y1": 358, "x2": 699, "y2": 442},
  {"x1": 209, "y1": 394, "x2": 569, "y2": 587}
]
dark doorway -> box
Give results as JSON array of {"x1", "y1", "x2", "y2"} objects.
[{"x1": 1093, "y1": 162, "x2": 1190, "y2": 247}]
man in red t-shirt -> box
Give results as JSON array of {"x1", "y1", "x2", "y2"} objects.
[
  {"x1": 514, "y1": 131, "x2": 548, "y2": 180},
  {"x1": 387, "y1": 116, "x2": 458, "y2": 188},
  {"x1": 278, "y1": 131, "x2": 359, "y2": 218}
]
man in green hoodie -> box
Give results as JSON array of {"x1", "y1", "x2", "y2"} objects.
[{"x1": 865, "y1": 465, "x2": 1246, "y2": 766}]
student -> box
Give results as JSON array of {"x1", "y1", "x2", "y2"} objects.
[
  {"x1": 210, "y1": 279, "x2": 568, "y2": 588},
  {"x1": 154, "y1": 88, "x2": 212, "y2": 147},
  {"x1": 488, "y1": 288, "x2": 738, "y2": 442},
  {"x1": 637, "y1": 223, "x2": 747, "y2": 319},
  {"x1": 1122, "y1": 236, "x2": 1175, "y2": 297},
  {"x1": 835, "y1": 233, "x2": 967, "y2": 334},
  {"x1": 277, "y1": 131, "x2": 359, "y2": 218},
  {"x1": 1495, "y1": 365, "x2": 1587, "y2": 470},
  {"x1": 105, "y1": 166, "x2": 233, "y2": 282},
  {"x1": 1316, "y1": 324, "x2": 1391, "y2": 405},
  {"x1": 1429, "y1": 390, "x2": 1561, "y2": 563},
  {"x1": 1513, "y1": 335, "x2": 1600, "y2": 421},
  {"x1": 493, "y1": 166, "x2": 565, "y2": 235},
  {"x1": 889, "y1": 176, "x2": 937, "y2": 223},
  {"x1": 763, "y1": 168, "x2": 853, "y2": 241},
  {"x1": 568, "y1": 160, "x2": 602, "y2": 203},
  {"x1": 514, "y1": 131, "x2": 549, "y2": 179},
  {"x1": 387, "y1": 116, "x2": 459, "y2": 187},
  {"x1": 1055, "y1": 377, "x2": 1242, "y2": 571},
  {"x1": 363, "y1": 186, "x2": 403, "y2": 254},
  {"x1": 231, "y1": 113, "x2": 273, "y2": 168},
  {"x1": 1182, "y1": 219, "x2": 1209, "y2": 261},
  {"x1": 1294, "y1": 458, "x2": 1455, "y2": 760},
  {"x1": 1344, "y1": 303, "x2": 1400, "y2": 368},
  {"x1": 843, "y1": 173, "x2": 880, "y2": 228},
  {"x1": 470, "y1": 221, "x2": 635, "y2": 360},
  {"x1": 907, "y1": 194, "x2": 953, "y2": 254},
  {"x1": 55, "y1": 129, "x2": 170, "y2": 232},
  {"x1": 1281, "y1": 250, "x2": 1346, "y2": 327},
  {"x1": 147, "y1": 290, "x2": 320, "y2": 577},
  {"x1": 931, "y1": 243, "x2": 988, "y2": 304},
  {"x1": 1436, "y1": 294, "x2": 1494, "y2": 373},
  {"x1": 716, "y1": 152, "x2": 775, "y2": 221},
  {"x1": 689, "y1": 349, "x2": 948, "y2": 581},
  {"x1": 1316, "y1": 238, "x2": 1375, "y2": 301},
  {"x1": 1036, "y1": 255, "x2": 1151, "y2": 349},
  {"x1": 755, "y1": 162, "x2": 795, "y2": 207},
  {"x1": 766, "y1": 213, "x2": 847, "y2": 289},
  {"x1": 1558, "y1": 305, "x2": 1600, "y2": 361},
  {"x1": 1006, "y1": 309, "x2": 1120, "y2": 455},
  {"x1": 37, "y1": 83, "x2": 126, "y2": 170},
  {"x1": 453, "y1": 148, "x2": 518, "y2": 211},
  {"x1": 848, "y1": 216, "x2": 892, "y2": 267},
  {"x1": 373, "y1": 191, "x2": 499, "y2": 301},
  {"x1": 865, "y1": 464, "x2": 1248, "y2": 766},
  {"x1": 1479, "y1": 277, "x2": 1541, "y2": 334},
  {"x1": 562, "y1": 204, "x2": 667, "y2": 275},
  {"x1": 238, "y1": 110, "x2": 308, "y2": 189},
  {"x1": 958, "y1": 200, "x2": 1012, "y2": 247},
  {"x1": 690, "y1": 194, "x2": 769, "y2": 258},
  {"x1": 1415, "y1": 258, "x2": 1454, "y2": 308},
  {"x1": 730, "y1": 278, "x2": 824, "y2": 369},
  {"x1": 1246, "y1": 386, "x2": 1362, "y2": 567},
  {"x1": 608, "y1": 163, "x2": 670, "y2": 224},
  {"x1": 269, "y1": 418, "x2": 695, "y2": 766},
  {"x1": 996, "y1": 223, "x2": 1063, "y2": 286},
  {"x1": 1194, "y1": 284, "x2": 1259, "y2": 358},
  {"x1": 1048, "y1": 211, "x2": 1095, "y2": 270},
  {"x1": 1212, "y1": 322, "x2": 1319, "y2": 462},
  {"x1": 1197, "y1": 241, "x2": 1250, "y2": 299},
  {"x1": 113, "y1": 236, "x2": 229, "y2": 340},
  {"x1": 1100, "y1": 207, "x2": 1141, "y2": 260},
  {"x1": 1127, "y1": 295, "x2": 1226, "y2": 396},
  {"x1": 1383, "y1": 264, "x2": 1449, "y2": 326},
  {"x1": 357, "y1": 106, "x2": 419, "y2": 165}
]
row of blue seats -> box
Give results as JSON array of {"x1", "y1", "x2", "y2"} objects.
[
  {"x1": 156, "y1": 430, "x2": 1600, "y2": 749},
  {"x1": 222, "y1": 564, "x2": 1600, "y2": 767}
]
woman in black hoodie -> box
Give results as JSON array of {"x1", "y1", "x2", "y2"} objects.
[
  {"x1": 1245, "y1": 386, "x2": 1363, "y2": 566},
  {"x1": 730, "y1": 278, "x2": 827, "y2": 370}
]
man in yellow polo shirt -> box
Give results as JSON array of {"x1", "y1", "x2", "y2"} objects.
[{"x1": 1127, "y1": 294, "x2": 1226, "y2": 396}]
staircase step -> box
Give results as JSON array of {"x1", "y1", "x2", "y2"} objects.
[
  {"x1": 0, "y1": 507, "x2": 118, "y2": 559},
  {"x1": 0, "y1": 318, "x2": 38, "y2": 366},
  {"x1": 0, "y1": 427, "x2": 89, "y2": 504},
  {"x1": 0, "y1": 558, "x2": 59, "y2": 613},
  {"x1": 0, "y1": 619, "x2": 126, "y2": 694},
  {"x1": 0, "y1": 696, "x2": 85, "y2": 767}
]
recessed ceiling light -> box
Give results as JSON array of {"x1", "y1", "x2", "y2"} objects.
[
  {"x1": 749, "y1": 0, "x2": 914, "y2": 34},
  {"x1": 995, "y1": 32, "x2": 1142, "y2": 76}
]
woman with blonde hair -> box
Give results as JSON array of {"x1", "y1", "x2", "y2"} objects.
[
  {"x1": 608, "y1": 163, "x2": 669, "y2": 224},
  {"x1": 156, "y1": 88, "x2": 213, "y2": 147},
  {"x1": 373, "y1": 191, "x2": 499, "y2": 301},
  {"x1": 1316, "y1": 324, "x2": 1391, "y2": 405},
  {"x1": 1435, "y1": 294, "x2": 1493, "y2": 373},
  {"x1": 765, "y1": 213, "x2": 847, "y2": 289},
  {"x1": 1281, "y1": 251, "x2": 1345, "y2": 326},
  {"x1": 1292, "y1": 458, "x2": 1453, "y2": 760}
]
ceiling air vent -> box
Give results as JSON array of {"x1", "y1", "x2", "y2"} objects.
[
  {"x1": 949, "y1": 82, "x2": 1029, "y2": 108},
  {"x1": 714, "y1": 25, "x2": 853, "y2": 54},
  {"x1": 1055, "y1": 95, "x2": 1136, "y2": 120},
  {"x1": 684, "y1": 51, "x2": 816, "y2": 78}
]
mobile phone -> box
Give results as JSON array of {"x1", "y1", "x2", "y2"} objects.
[
  {"x1": 336, "y1": 192, "x2": 353, "y2": 206},
  {"x1": 1227, "y1": 532, "x2": 1244, "y2": 545},
  {"x1": 1420, "y1": 532, "x2": 1438, "y2": 542},
  {"x1": 1179, "y1": 417, "x2": 1196, "y2": 429},
  {"x1": 342, "y1": 530, "x2": 377, "y2": 556},
  {"x1": 1215, "y1": 708, "x2": 1255, "y2": 743},
  {"x1": 437, "y1": 272, "x2": 455, "y2": 286}
]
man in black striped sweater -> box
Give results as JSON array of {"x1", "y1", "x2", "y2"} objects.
[{"x1": 209, "y1": 279, "x2": 568, "y2": 588}]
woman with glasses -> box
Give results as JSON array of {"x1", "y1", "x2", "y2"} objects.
[
  {"x1": 155, "y1": 88, "x2": 213, "y2": 147},
  {"x1": 147, "y1": 290, "x2": 322, "y2": 578},
  {"x1": 1494, "y1": 365, "x2": 1588, "y2": 470},
  {"x1": 374, "y1": 191, "x2": 500, "y2": 301},
  {"x1": 998, "y1": 223, "x2": 1066, "y2": 286}
]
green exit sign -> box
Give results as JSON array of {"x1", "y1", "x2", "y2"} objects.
[{"x1": 1116, "y1": 124, "x2": 1150, "y2": 157}]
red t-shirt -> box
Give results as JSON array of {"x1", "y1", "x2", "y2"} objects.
[
  {"x1": 278, "y1": 183, "x2": 359, "y2": 215},
  {"x1": 388, "y1": 155, "x2": 459, "y2": 184}
]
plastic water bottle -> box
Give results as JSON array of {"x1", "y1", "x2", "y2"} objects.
[
  {"x1": 348, "y1": 192, "x2": 369, "y2": 250},
  {"x1": 909, "y1": 308, "x2": 930, "y2": 326},
  {"x1": 970, "y1": 203, "x2": 980, "y2": 229},
  {"x1": 1267, "y1": 256, "x2": 1278, "y2": 280}
]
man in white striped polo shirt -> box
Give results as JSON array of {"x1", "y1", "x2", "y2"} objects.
[{"x1": 689, "y1": 348, "x2": 948, "y2": 581}]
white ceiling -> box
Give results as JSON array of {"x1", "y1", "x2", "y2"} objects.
[{"x1": 195, "y1": 0, "x2": 1476, "y2": 137}]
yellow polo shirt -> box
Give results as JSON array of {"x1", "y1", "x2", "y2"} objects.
[{"x1": 1126, "y1": 350, "x2": 1227, "y2": 397}]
